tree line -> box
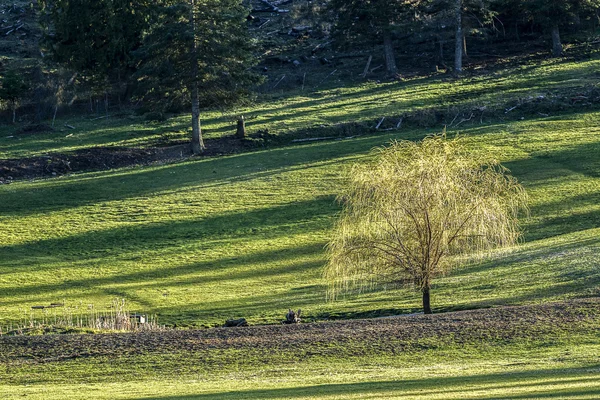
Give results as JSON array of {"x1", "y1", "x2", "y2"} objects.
[
  {"x1": 329, "y1": 0, "x2": 600, "y2": 75},
  {"x1": 1, "y1": 0, "x2": 599, "y2": 152}
]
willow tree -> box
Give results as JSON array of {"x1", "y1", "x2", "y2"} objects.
[{"x1": 325, "y1": 135, "x2": 527, "y2": 314}]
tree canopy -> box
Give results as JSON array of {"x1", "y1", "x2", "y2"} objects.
[
  {"x1": 325, "y1": 135, "x2": 528, "y2": 314},
  {"x1": 39, "y1": 0, "x2": 151, "y2": 88},
  {"x1": 0, "y1": 69, "x2": 29, "y2": 123}
]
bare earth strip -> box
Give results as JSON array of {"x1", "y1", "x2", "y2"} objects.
[{"x1": 1, "y1": 298, "x2": 598, "y2": 365}]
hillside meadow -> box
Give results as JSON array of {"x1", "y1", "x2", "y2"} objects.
[{"x1": 1, "y1": 55, "x2": 600, "y2": 399}]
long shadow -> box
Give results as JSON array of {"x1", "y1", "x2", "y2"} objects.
[
  {"x1": 450, "y1": 235, "x2": 600, "y2": 278},
  {"x1": 0, "y1": 241, "x2": 326, "y2": 307},
  {"x1": 0, "y1": 197, "x2": 336, "y2": 263},
  {"x1": 0, "y1": 133, "x2": 390, "y2": 217},
  {"x1": 241, "y1": 74, "x2": 593, "y2": 132},
  {"x1": 539, "y1": 139, "x2": 600, "y2": 179},
  {"x1": 0, "y1": 196, "x2": 336, "y2": 293},
  {"x1": 502, "y1": 143, "x2": 600, "y2": 241},
  {"x1": 3, "y1": 102, "x2": 597, "y2": 220},
  {"x1": 139, "y1": 365, "x2": 600, "y2": 400},
  {"x1": 150, "y1": 281, "x2": 328, "y2": 324},
  {"x1": 526, "y1": 208, "x2": 600, "y2": 242}
]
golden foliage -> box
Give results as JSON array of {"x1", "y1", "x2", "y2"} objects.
[{"x1": 325, "y1": 134, "x2": 528, "y2": 299}]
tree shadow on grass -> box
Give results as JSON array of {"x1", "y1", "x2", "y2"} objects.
[
  {"x1": 0, "y1": 241, "x2": 328, "y2": 307},
  {"x1": 0, "y1": 196, "x2": 336, "y2": 269},
  {"x1": 151, "y1": 280, "x2": 328, "y2": 325},
  {"x1": 0, "y1": 134, "x2": 388, "y2": 217},
  {"x1": 140, "y1": 365, "x2": 600, "y2": 400},
  {"x1": 451, "y1": 234, "x2": 600, "y2": 278},
  {"x1": 502, "y1": 152, "x2": 600, "y2": 242}
]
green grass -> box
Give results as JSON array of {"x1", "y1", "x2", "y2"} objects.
[
  {"x1": 2, "y1": 331, "x2": 599, "y2": 399},
  {"x1": 2, "y1": 109, "x2": 600, "y2": 327},
  {"x1": 2, "y1": 53, "x2": 600, "y2": 399},
  {"x1": 1, "y1": 56, "x2": 599, "y2": 159}
]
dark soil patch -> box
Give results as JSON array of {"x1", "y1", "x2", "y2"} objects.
[
  {"x1": 14, "y1": 124, "x2": 55, "y2": 135},
  {"x1": 0, "y1": 147, "x2": 173, "y2": 183},
  {"x1": 0, "y1": 298, "x2": 598, "y2": 365},
  {"x1": 0, "y1": 135, "x2": 270, "y2": 183}
]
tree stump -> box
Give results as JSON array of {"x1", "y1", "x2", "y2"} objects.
[
  {"x1": 236, "y1": 116, "x2": 246, "y2": 139},
  {"x1": 283, "y1": 309, "x2": 301, "y2": 324}
]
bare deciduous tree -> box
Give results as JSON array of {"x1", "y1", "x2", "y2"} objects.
[{"x1": 325, "y1": 134, "x2": 528, "y2": 314}]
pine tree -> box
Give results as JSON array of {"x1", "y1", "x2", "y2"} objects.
[
  {"x1": 329, "y1": 0, "x2": 422, "y2": 76},
  {"x1": 522, "y1": 0, "x2": 600, "y2": 57},
  {"x1": 39, "y1": 0, "x2": 150, "y2": 90},
  {"x1": 134, "y1": 0, "x2": 260, "y2": 154},
  {"x1": 0, "y1": 70, "x2": 29, "y2": 123},
  {"x1": 423, "y1": 0, "x2": 494, "y2": 74}
]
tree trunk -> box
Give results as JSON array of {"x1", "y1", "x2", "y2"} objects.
[
  {"x1": 190, "y1": 0, "x2": 205, "y2": 154},
  {"x1": 422, "y1": 286, "x2": 432, "y2": 315},
  {"x1": 52, "y1": 104, "x2": 58, "y2": 128},
  {"x1": 434, "y1": 36, "x2": 446, "y2": 70},
  {"x1": 191, "y1": 84, "x2": 204, "y2": 154},
  {"x1": 454, "y1": 0, "x2": 463, "y2": 75},
  {"x1": 12, "y1": 105, "x2": 16, "y2": 124},
  {"x1": 551, "y1": 25, "x2": 563, "y2": 57},
  {"x1": 382, "y1": 31, "x2": 398, "y2": 76}
]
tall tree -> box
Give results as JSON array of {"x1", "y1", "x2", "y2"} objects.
[
  {"x1": 0, "y1": 70, "x2": 29, "y2": 123},
  {"x1": 329, "y1": 0, "x2": 422, "y2": 76},
  {"x1": 39, "y1": 0, "x2": 150, "y2": 92},
  {"x1": 454, "y1": 0, "x2": 463, "y2": 74},
  {"x1": 424, "y1": 0, "x2": 493, "y2": 74},
  {"x1": 134, "y1": 0, "x2": 259, "y2": 154},
  {"x1": 523, "y1": 0, "x2": 600, "y2": 57},
  {"x1": 325, "y1": 135, "x2": 527, "y2": 314}
]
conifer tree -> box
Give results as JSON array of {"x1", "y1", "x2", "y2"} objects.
[
  {"x1": 134, "y1": 0, "x2": 259, "y2": 154},
  {"x1": 522, "y1": 0, "x2": 600, "y2": 57},
  {"x1": 423, "y1": 0, "x2": 493, "y2": 74},
  {"x1": 39, "y1": 0, "x2": 150, "y2": 88},
  {"x1": 329, "y1": 0, "x2": 422, "y2": 76},
  {"x1": 0, "y1": 70, "x2": 29, "y2": 123}
]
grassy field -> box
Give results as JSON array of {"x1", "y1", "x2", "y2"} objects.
[
  {"x1": 1, "y1": 300, "x2": 599, "y2": 399},
  {"x1": 1, "y1": 54, "x2": 600, "y2": 399},
  {"x1": 2, "y1": 108, "x2": 600, "y2": 328},
  {"x1": 4, "y1": 342, "x2": 598, "y2": 399}
]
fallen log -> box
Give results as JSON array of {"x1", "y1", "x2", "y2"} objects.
[
  {"x1": 291, "y1": 137, "x2": 334, "y2": 143},
  {"x1": 255, "y1": 0, "x2": 289, "y2": 13}
]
